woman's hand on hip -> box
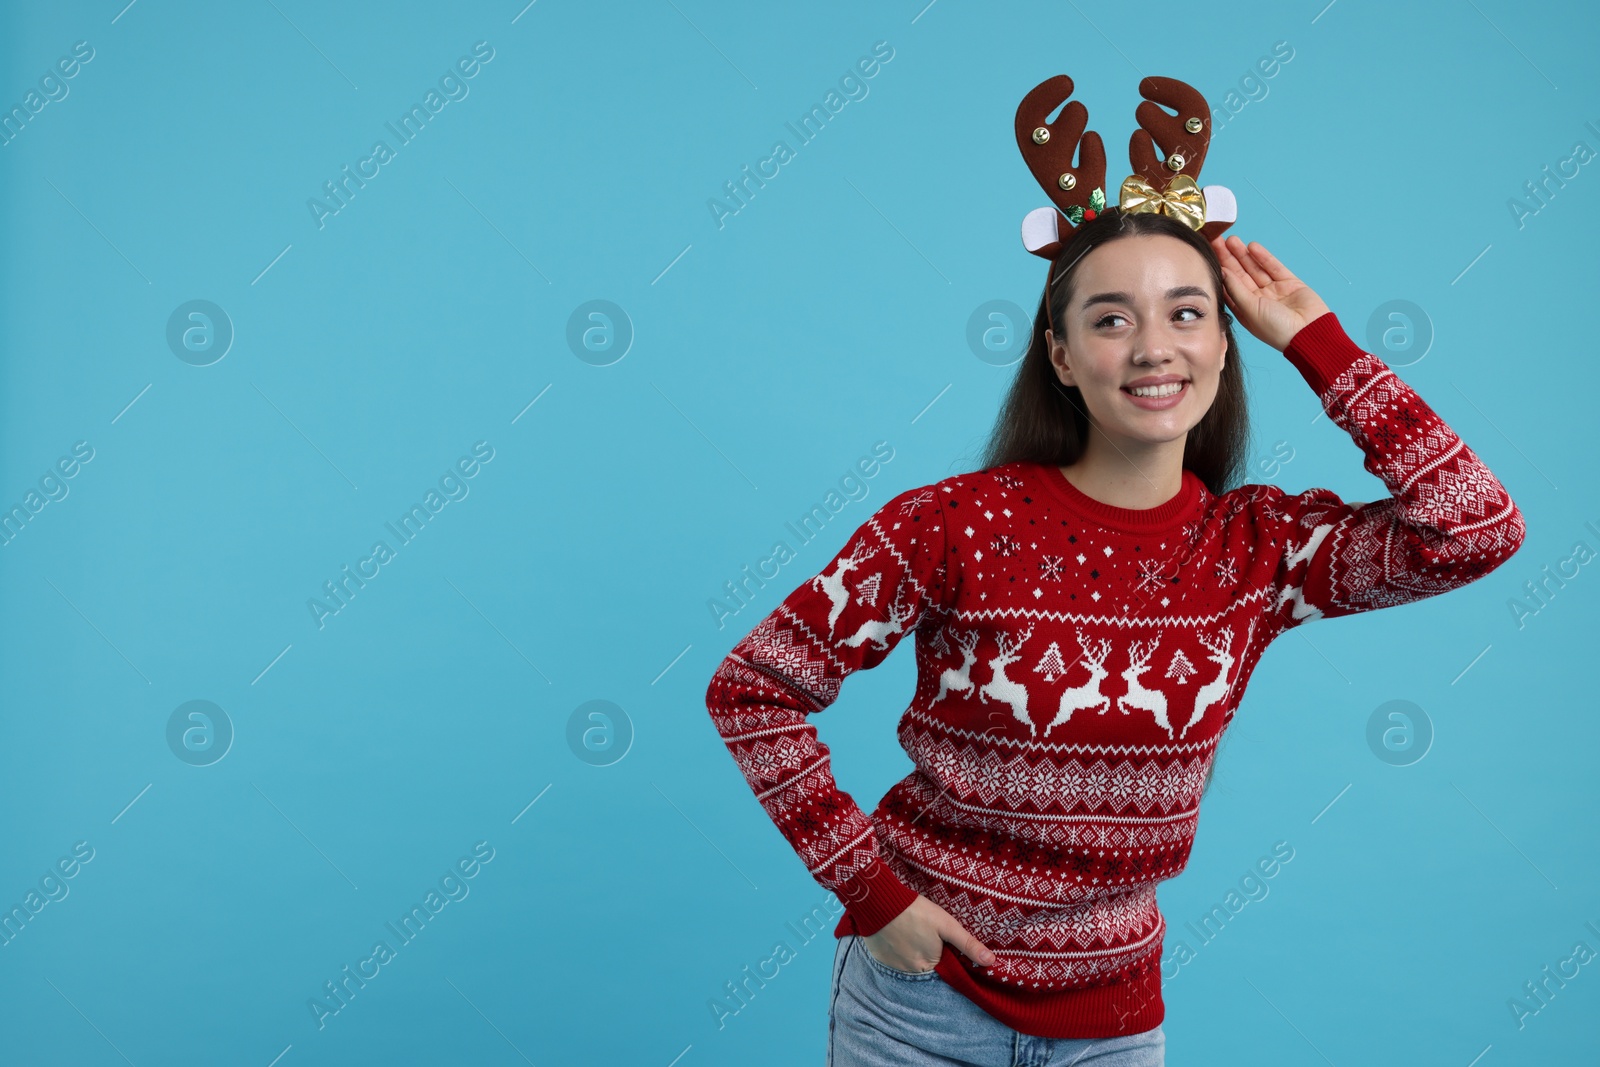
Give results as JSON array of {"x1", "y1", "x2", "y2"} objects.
[
  {"x1": 863, "y1": 894, "x2": 997, "y2": 972},
  {"x1": 1210, "y1": 234, "x2": 1331, "y2": 353}
]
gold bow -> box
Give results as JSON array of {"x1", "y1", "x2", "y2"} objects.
[{"x1": 1118, "y1": 173, "x2": 1206, "y2": 230}]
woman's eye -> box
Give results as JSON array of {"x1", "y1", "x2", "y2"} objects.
[{"x1": 1094, "y1": 308, "x2": 1205, "y2": 328}]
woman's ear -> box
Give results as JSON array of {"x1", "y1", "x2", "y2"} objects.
[{"x1": 1047, "y1": 328, "x2": 1074, "y2": 385}]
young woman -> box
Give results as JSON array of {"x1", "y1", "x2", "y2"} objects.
[{"x1": 704, "y1": 87, "x2": 1525, "y2": 1067}]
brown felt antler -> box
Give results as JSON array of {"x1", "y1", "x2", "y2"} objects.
[
  {"x1": 1013, "y1": 75, "x2": 1108, "y2": 260},
  {"x1": 1128, "y1": 76, "x2": 1234, "y2": 244},
  {"x1": 1128, "y1": 76, "x2": 1211, "y2": 187}
]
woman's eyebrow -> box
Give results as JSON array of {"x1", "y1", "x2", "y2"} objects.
[{"x1": 1079, "y1": 285, "x2": 1212, "y2": 310}]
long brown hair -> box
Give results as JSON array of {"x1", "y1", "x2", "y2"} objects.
[{"x1": 975, "y1": 209, "x2": 1250, "y2": 498}]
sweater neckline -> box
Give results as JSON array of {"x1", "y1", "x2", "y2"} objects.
[{"x1": 1031, "y1": 461, "x2": 1200, "y2": 533}]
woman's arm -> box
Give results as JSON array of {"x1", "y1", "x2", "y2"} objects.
[
  {"x1": 703, "y1": 483, "x2": 953, "y2": 934},
  {"x1": 1265, "y1": 311, "x2": 1525, "y2": 630},
  {"x1": 1211, "y1": 236, "x2": 1526, "y2": 631}
]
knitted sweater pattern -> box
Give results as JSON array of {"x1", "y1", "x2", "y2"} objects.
[{"x1": 704, "y1": 312, "x2": 1525, "y2": 1037}]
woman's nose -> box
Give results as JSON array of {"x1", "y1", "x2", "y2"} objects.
[{"x1": 1132, "y1": 324, "x2": 1180, "y2": 362}]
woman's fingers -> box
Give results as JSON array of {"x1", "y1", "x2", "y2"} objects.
[
  {"x1": 1217, "y1": 238, "x2": 1267, "y2": 295},
  {"x1": 1239, "y1": 240, "x2": 1303, "y2": 294},
  {"x1": 1212, "y1": 238, "x2": 1255, "y2": 298},
  {"x1": 1211, "y1": 233, "x2": 1244, "y2": 276},
  {"x1": 1233, "y1": 238, "x2": 1277, "y2": 290},
  {"x1": 942, "y1": 919, "x2": 997, "y2": 966},
  {"x1": 1248, "y1": 241, "x2": 1299, "y2": 283},
  {"x1": 1218, "y1": 275, "x2": 1249, "y2": 320}
]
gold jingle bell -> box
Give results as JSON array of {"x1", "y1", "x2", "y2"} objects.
[
  {"x1": 1058, "y1": 173, "x2": 1076, "y2": 191},
  {"x1": 1165, "y1": 152, "x2": 1186, "y2": 172},
  {"x1": 1184, "y1": 117, "x2": 1203, "y2": 133},
  {"x1": 1032, "y1": 126, "x2": 1050, "y2": 145}
]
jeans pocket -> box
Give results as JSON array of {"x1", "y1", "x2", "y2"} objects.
[{"x1": 859, "y1": 936, "x2": 939, "y2": 980}]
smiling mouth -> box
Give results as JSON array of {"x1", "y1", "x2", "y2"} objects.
[{"x1": 1121, "y1": 381, "x2": 1187, "y2": 398}]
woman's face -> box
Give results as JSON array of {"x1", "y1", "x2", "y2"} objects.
[{"x1": 1045, "y1": 233, "x2": 1228, "y2": 453}]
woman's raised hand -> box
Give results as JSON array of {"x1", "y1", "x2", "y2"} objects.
[{"x1": 1210, "y1": 235, "x2": 1331, "y2": 353}]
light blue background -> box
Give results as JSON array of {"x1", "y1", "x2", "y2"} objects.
[{"x1": 1, "y1": 1, "x2": 1595, "y2": 1064}]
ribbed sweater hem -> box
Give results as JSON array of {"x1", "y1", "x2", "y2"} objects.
[{"x1": 832, "y1": 912, "x2": 1165, "y2": 1039}]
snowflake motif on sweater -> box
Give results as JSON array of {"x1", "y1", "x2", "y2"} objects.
[{"x1": 703, "y1": 312, "x2": 1525, "y2": 1039}]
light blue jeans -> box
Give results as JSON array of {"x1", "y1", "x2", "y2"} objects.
[{"x1": 827, "y1": 935, "x2": 1165, "y2": 1067}]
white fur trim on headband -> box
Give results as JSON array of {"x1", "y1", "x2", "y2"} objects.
[
  {"x1": 1021, "y1": 206, "x2": 1061, "y2": 255},
  {"x1": 1201, "y1": 184, "x2": 1236, "y2": 225}
]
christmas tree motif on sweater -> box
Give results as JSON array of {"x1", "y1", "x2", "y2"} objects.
[
  {"x1": 1035, "y1": 641, "x2": 1069, "y2": 683},
  {"x1": 1042, "y1": 632, "x2": 1114, "y2": 738},
  {"x1": 1165, "y1": 649, "x2": 1196, "y2": 685},
  {"x1": 977, "y1": 624, "x2": 1034, "y2": 736}
]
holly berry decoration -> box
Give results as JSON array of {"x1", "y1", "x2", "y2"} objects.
[{"x1": 1064, "y1": 187, "x2": 1107, "y2": 226}]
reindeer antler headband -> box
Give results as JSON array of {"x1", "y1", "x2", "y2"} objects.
[{"x1": 1014, "y1": 75, "x2": 1237, "y2": 265}]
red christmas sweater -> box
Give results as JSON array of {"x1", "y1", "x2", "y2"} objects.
[{"x1": 703, "y1": 312, "x2": 1525, "y2": 1038}]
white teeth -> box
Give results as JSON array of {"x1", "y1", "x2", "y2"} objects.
[{"x1": 1127, "y1": 382, "x2": 1184, "y2": 398}]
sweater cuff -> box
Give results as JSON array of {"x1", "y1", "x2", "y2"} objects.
[
  {"x1": 1282, "y1": 311, "x2": 1367, "y2": 396},
  {"x1": 834, "y1": 855, "x2": 919, "y2": 936}
]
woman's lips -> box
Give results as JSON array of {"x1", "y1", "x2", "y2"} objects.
[{"x1": 1121, "y1": 381, "x2": 1188, "y2": 410}]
